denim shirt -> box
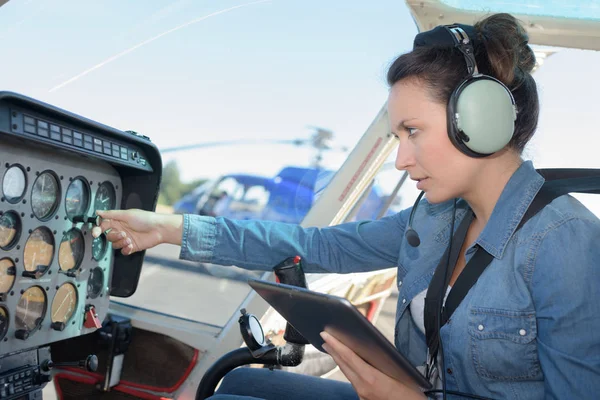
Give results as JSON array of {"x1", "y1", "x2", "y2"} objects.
[{"x1": 180, "y1": 161, "x2": 600, "y2": 399}]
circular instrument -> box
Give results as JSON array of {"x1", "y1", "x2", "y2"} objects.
[
  {"x1": 94, "y1": 182, "x2": 116, "y2": 212},
  {"x1": 24, "y1": 227, "x2": 55, "y2": 276},
  {"x1": 51, "y1": 283, "x2": 78, "y2": 324},
  {"x1": 87, "y1": 267, "x2": 104, "y2": 299},
  {"x1": 0, "y1": 211, "x2": 21, "y2": 249},
  {"x1": 239, "y1": 309, "x2": 266, "y2": 351},
  {"x1": 65, "y1": 178, "x2": 90, "y2": 220},
  {"x1": 31, "y1": 171, "x2": 60, "y2": 220},
  {"x1": 0, "y1": 307, "x2": 8, "y2": 341},
  {"x1": 92, "y1": 235, "x2": 107, "y2": 261},
  {"x1": 0, "y1": 258, "x2": 16, "y2": 294},
  {"x1": 15, "y1": 286, "x2": 47, "y2": 333},
  {"x1": 2, "y1": 165, "x2": 26, "y2": 203},
  {"x1": 58, "y1": 229, "x2": 85, "y2": 271}
]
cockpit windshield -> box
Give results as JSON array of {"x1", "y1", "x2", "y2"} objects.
[{"x1": 441, "y1": 0, "x2": 600, "y2": 21}]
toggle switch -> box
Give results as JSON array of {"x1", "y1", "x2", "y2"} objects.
[{"x1": 84, "y1": 305, "x2": 102, "y2": 329}]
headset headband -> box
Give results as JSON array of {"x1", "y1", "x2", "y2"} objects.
[
  {"x1": 413, "y1": 23, "x2": 480, "y2": 76},
  {"x1": 445, "y1": 25, "x2": 479, "y2": 75}
]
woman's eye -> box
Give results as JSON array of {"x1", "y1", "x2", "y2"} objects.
[{"x1": 407, "y1": 127, "x2": 418, "y2": 136}]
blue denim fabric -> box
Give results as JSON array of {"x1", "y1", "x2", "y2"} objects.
[
  {"x1": 181, "y1": 161, "x2": 600, "y2": 399},
  {"x1": 206, "y1": 368, "x2": 358, "y2": 400}
]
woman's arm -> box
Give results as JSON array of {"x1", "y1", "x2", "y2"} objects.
[
  {"x1": 93, "y1": 207, "x2": 411, "y2": 274},
  {"x1": 180, "y1": 209, "x2": 411, "y2": 274}
]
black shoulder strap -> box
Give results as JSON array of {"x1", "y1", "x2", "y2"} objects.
[{"x1": 424, "y1": 168, "x2": 600, "y2": 368}]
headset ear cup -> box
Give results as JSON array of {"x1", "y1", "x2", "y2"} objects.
[
  {"x1": 447, "y1": 82, "x2": 481, "y2": 157},
  {"x1": 451, "y1": 76, "x2": 516, "y2": 156}
]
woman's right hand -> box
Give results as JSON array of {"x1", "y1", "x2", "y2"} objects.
[{"x1": 91, "y1": 209, "x2": 183, "y2": 255}]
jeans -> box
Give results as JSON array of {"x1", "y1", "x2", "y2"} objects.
[{"x1": 206, "y1": 367, "x2": 359, "y2": 400}]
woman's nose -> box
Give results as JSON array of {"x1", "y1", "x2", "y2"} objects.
[{"x1": 395, "y1": 141, "x2": 415, "y2": 170}]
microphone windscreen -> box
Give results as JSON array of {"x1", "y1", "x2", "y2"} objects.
[{"x1": 405, "y1": 228, "x2": 421, "y2": 247}]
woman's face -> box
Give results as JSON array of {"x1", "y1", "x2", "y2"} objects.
[{"x1": 388, "y1": 78, "x2": 480, "y2": 204}]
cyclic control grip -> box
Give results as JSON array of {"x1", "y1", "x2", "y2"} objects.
[{"x1": 272, "y1": 256, "x2": 310, "y2": 345}]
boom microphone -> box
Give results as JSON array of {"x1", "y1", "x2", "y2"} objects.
[{"x1": 405, "y1": 191, "x2": 425, "y2": 247}]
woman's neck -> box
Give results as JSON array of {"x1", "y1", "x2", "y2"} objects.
[{"x1": 462, "y1": 152, "x2": 522, "y2": 226}]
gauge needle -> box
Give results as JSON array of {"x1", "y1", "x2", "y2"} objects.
[
  {"x1": 54, "y1": 291, "x2": 71, "y2": 320},
  {"x1": 23, "y1": 296, "x2": 29, "y2": 330},
  {"x1": 32, "y1": 251, "x2": 37, "y2": 272}
]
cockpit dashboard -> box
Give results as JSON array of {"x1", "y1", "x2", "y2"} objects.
[{"x1": 0, "y1": 91, "x2": 161, "y2": 398}]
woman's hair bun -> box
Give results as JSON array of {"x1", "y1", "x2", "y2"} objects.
[{"x1": 475, "y1": 13, "x2": 536, "y2": 88}]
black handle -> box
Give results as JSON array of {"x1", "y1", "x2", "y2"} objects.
[{"x1": 273, "y1": 256, "x2": 310, "y2": 345}]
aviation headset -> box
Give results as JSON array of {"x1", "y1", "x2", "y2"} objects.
[{"x1": 413, "y1": 23, "x2": 518, "y2": 158}]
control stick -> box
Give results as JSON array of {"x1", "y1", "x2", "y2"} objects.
[{"x1": 196, "y1": 256, "x2": 309, "y2": 400}]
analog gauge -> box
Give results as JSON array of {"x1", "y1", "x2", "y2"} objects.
[
  {"x1": 2, "y1": 165, "x2": 26, "y2": 203},
  {"x1": 87, "y1": 267, "x2": 104, "y2": 299},
  {"x1": 92, "y1": 235, "x2": 107, "y2": 261},
  {"x1": 15, "y1": 286, "x2": 46, "y2": 333},
  {"x1": 0, "y1": 211, "x2": 21, "y2": 249},
  {"x1": 0, "y1": 307, "x2": 8, "y2": 341},
  {"x1": 0, "y1": 258, "x2": 16, "y2": 294},
  {"x1": 31, "y1": 171, "x2": 60, "y2": 220},
  {"x1": 23, "y1": 227, "x2": 54, "y2": 277},
  {"x1": 94, "y1": 181, "x2": 116, "y2": 212},
  {"x1": 65, "y1": 178, "x2": 90, "y2": 220},
  {"x1": 58, "y1": 229, "x2": 84, "y2": 271},
  {"x1": 51, "y1": 283, "x2": 78, "y2": 324}
]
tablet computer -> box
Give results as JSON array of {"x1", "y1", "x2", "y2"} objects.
[{"x1": 248, "y1": 279, "x2": 432, "y2": 391}]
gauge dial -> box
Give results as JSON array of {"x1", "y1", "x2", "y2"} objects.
[
  {"x1": 0, "y1": 258, "x2": 16, "y2": 294},
  {"x1": 65, "y1": 178, "x2": 90, "y2": 220},
  {"x1": 0, "y1": 307, "x2": 8, "y2": 341},
  {"x1": 0, "y1": 211, "x2": 21, "y2": 249},
  {"x1": 87, "y1": 267, "x2": 104, "y2": 299},
  {"x1": 94, "y1": 182, "x2": 116, "y2": 212},
  {"x1": 92, "y1": 235, "x2": 107, "y2": 261},
  {"x1": 31, "y1": 171, "x2": 60, "y2": 220},
  {"x1": 15, "y1": 286, "x2": 46, "y2": 333},
  {"x1": 58, "y1": 229, "x2": 84, "y2": 271},
  {"x1": 3, "y1": 165, "x2": 26, "y2": 203},
  {"x1": 24, "y1": 227, "x2": 54, "y2": 276},
  {"x1": 51, "y1": 283, "x2": 78, "y2": 323}
]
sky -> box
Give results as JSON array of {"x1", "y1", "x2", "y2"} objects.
[{"x1": 0, "y1": 0, "x2": 599, "y2": 214}]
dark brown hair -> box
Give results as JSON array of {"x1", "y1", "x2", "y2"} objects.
[{"x1": 386, "y1": 13, "x2": 538, "y2": 154}]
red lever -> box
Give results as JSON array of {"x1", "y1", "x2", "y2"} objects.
[{"x1": 84, "y1": 306, "x2": 102, "y2": 329}]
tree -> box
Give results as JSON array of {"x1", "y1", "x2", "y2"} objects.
[{"x1": 158, "y1": 160, "x2": 206, "y2": 206}]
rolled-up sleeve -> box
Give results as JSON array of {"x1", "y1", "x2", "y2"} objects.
[{"x1": 179, "y1": 209, "x2": 410, "y2": 274}]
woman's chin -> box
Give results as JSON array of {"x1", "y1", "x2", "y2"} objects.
[{"x1": 423, "y1": 190, "x2": 453, "y2": 205}]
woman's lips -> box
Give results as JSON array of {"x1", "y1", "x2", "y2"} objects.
[{"x1": 416, "y1": 178, "x2": 428, "y2": 190}]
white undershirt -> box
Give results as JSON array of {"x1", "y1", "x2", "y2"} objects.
[
  {"x1": 410, "y1": 286, "x2": 452, "y2": 336},
  {"x1": 410, "y1": 286, "x2": 452, "y2": 392}
]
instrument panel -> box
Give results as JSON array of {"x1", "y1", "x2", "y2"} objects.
[
  {"x1": 0, "y1": 90, "x2": 161, "y2": 359},
  {"x1": 0, "y1": 138, "x2": 122, "y2": 353}
]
